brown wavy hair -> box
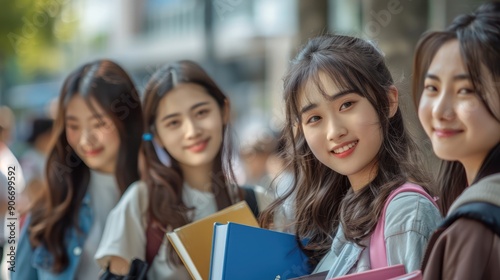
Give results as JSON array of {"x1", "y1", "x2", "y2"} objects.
[
  {"x1": 140, "y1": 60, "x2": 240, "y2": 264},
  {"x1": 28, "y1": 60, "x2": 144, "y2": 273},
  {"x1": 260, "y1": 35, "x2": 432, "y2": 264},
  {"x1": 412, "y1": 2, "x2": 500, "y2": 215}
]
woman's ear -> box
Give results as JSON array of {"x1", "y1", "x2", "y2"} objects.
[
  {"x1": 388, "y1": 85, "x2": 399, "y2": 118},
  {"x1": 222, "y1": 99, "x2": 231, "y2": 124}
]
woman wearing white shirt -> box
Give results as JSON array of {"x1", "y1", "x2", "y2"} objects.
[{"x1": 96, "y1": 60, "x2": 267, "y2": 279}]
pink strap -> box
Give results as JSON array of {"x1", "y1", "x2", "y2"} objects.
[{"x1": 369, "y1": 183, "x2": 437, "y2": 269}]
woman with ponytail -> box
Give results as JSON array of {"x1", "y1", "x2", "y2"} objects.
[{"x1": 95, "y1": 60, "x2": 268, "y2": 279}]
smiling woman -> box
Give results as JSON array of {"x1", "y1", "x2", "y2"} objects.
[
  {"x1": 12, "y1": 60, "x2": 144, "y2": 280},
  {"x1": 65, "y1": 95, "x2": 121, "y2": 174},
  {"x1": 412, "y1": 3, "x2": 500, "y2": 279},
  {"x1": 154, "y1": 83, "x2": 226, "y2": 177},
  {"x1": 95, "y1": 60, "x2": 268, "y2": 280},
  {"x1": 260, "y1": 34, "x2": 442, "y2": 278},
  {"x1": 297, "y1": 72, "x2": 391, "y2": 191}
]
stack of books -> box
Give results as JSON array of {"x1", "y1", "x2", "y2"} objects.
[{"x1": 166, "y1": 201, "x2": 259, "y2": 280}]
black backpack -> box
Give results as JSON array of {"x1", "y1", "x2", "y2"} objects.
[
  {"x1": 240, "y1": 185, "x2": 260, "y2": 218},
  {"x1": 440, "y1": 201, "x2": 500, "y2": 236}
]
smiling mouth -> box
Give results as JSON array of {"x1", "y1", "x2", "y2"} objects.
[
  {"x1": 433, "y1": 129, "x2": 463, "y2": 138},
  {"x1": 333, "y1": 141, "x2": 358, "y2": 154},
  {"x1": 84, "y1": 147, "x2": 104, "y2": 156},
  {"x1": 186, "y1": 139, "x2": 209, "y2": 153}
]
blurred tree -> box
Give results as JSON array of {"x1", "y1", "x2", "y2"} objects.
[
  {"x1": 0, "y1": 1, "x2": 31, "y2": 59},
  {"x1": 0, "y1": 0, "x2": 67, "y2": 85}
]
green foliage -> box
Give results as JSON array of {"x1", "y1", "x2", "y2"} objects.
[{"x1": 0, "y1": 0, "x2": 74, "y2": 81}]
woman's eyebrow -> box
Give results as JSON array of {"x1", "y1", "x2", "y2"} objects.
[{"x1": 300, "y1": 90, "x2": 356, "y2": 116}]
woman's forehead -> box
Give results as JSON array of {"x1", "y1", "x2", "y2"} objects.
[{"x1": 297, "y1": 72, "x2": 348, "y2": 105}]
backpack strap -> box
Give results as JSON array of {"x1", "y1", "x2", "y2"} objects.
[
  {"x1": 441, "y1": 202, "x2": 500, "y2": 236},
  {"x1": 240, "y1": 185, "x2": 260, "y2": 218},
  {"x1": 370, "y1": 183, "x2": 437, "y2": 269},
  {"x1": 145, "y1": 216, "x2": 164, "y2": 266}
]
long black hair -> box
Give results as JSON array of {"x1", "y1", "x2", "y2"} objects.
[
  {"x1": 29, "y1": 60, "x2": 143, "y2": 272},
  {"x1": 413, "y1": 2, "x2": 500, "y2": 215}
]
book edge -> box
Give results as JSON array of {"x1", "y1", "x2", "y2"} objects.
[{"x1": 166, "y1": 232, "x2": 203, "y2": 280}]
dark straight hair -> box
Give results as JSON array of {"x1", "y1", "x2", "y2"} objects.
[
  {"x1": 412, "y1": 2, "x2": 500, "y2": 215},
  {"x1": 140, "y1": 60, "x2": 240, "y2": 264},
  {"x1": 29, "y1": 59, "x2": 143, "y2": 272}
]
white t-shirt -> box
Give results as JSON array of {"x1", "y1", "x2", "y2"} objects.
[
  {"x1": 75, "y1": 170, "x2": 120, "y2": 280},
  {"x1": 95, "y1": 181, "x2": 217, "y2": 279}
]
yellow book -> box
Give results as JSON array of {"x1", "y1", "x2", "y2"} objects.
[{"x1": 166, "y1": 201, "x2": 259, "y2": 280}]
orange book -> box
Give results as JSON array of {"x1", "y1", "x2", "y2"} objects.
[{"x1": 166, "y1": 201, "x2": 259, "y2": 280}]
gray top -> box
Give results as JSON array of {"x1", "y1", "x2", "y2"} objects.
[
  {"x1": 448, "y1": 173, "x2": 500, "y2": 213},
  {"x1": 313, "y1": 192, "x2": 442, "y2": 278},
  {"x1": 75, "y1": 171, "x2": 120, "y2": 280}
]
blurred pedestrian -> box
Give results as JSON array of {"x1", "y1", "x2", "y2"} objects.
[{"x1": 19, "y1": 117, "x2": 53, "y2": 211}]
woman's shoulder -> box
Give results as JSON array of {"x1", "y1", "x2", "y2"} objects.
[
  {"x1": 385, "y1": 188, "x2": 442, "y2": 236},
  {"x1": 112, "y1": 181, "x2": 149, "y2": 214},
  {"x1": 423, "y1": 217, "x2": 500, "y2": 279},
  {"x1": 123, "y1": 180, "x2": 148, "y2": 196},
  {"x1": 387, "y1": 187, "x2": 439, "y2": 213},
  {"x1": 449, "y1": 173, "x2": 500, "y2": 213},
  {"x1": 432, "y1": 217, "x2": 500, "y2": 263}
]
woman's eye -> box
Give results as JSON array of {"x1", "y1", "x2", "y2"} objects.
[
  {"x1": 94, "y1": 122, "x2": 105, "y2": 129},
  {"x1": 458, "y1": 88, "x2": 475, "y2": 95},
  {"x1": 339, "y1": 101, "x2": 354, "y2": 111},
  {"x1": 196, "y1": 109, "x2": 210, "y2": 117},
  {"x1": 66, "y1": 125, "x2": 79, "y2": 131},
  {"x1": 166, "y1": 120, "x2": 180, "y2": 128},
  {"x1": 306, "y1": 116, "x2": 321, "y2": 124},
  {"x1": 424, "y1": 85, "x2": 437, "y2": 92}
]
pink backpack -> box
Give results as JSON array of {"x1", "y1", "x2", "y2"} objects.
[
  {"x1": 370, "y1": 183, "x2": 437, "y2": 268},
  {"x1": 328, "y1": 183, "x2": 436, "y2": 280}
]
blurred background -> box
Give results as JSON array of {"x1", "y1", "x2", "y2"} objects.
[
  {"x1": 0, "y1": 0, "x2": 489, "y2": 179},
  {"x1": 0, "y1": 0, "x2": 491, "y2": 277}
]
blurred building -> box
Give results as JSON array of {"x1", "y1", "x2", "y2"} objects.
[{"x1": 4, "y1": 0, "x2": 486, "y2": 152}]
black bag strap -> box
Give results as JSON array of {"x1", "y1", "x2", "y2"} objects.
[
  {"x1": 441, "y1": 202, "x2": 500, "y2": 236},
  {"x1": 99, "y1": 259, "x2": 149, "y2": 280},
  {"x1": 240, "y1": 185, "x2": 260, "y2": 218}
]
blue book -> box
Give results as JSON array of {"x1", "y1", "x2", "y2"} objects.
[{"x1": 209, "y1": 222, "x2": 311, "y2": 280}]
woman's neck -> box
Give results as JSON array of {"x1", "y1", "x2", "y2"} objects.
[
  {"x1": 463, "y1": 161, "x2": 480, "y2": 186},
  {"x1": 180, "y1": 163, "x2": 213, "y2": 192},
  {"x1": 466, "y1": 142, "x2": 500, "y2": 185},
  {"x1": 348, "y1": 161, "x2": 378, "y2": 193}
]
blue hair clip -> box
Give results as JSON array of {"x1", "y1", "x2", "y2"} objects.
[{"x1": 142, "y1": 133, "x2": 153, "y2": 141}]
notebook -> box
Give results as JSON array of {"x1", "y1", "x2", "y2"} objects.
[
  {"x1": 209, "y1": 222, "x2": 311, "y2": 280},
  {"x1": 166, "y1": 201, "x2": 259, "y2": 280}
]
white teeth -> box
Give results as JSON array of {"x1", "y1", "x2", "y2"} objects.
[{"x1": 333, "y1": 141, "x2": 357, "y2": 154}]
